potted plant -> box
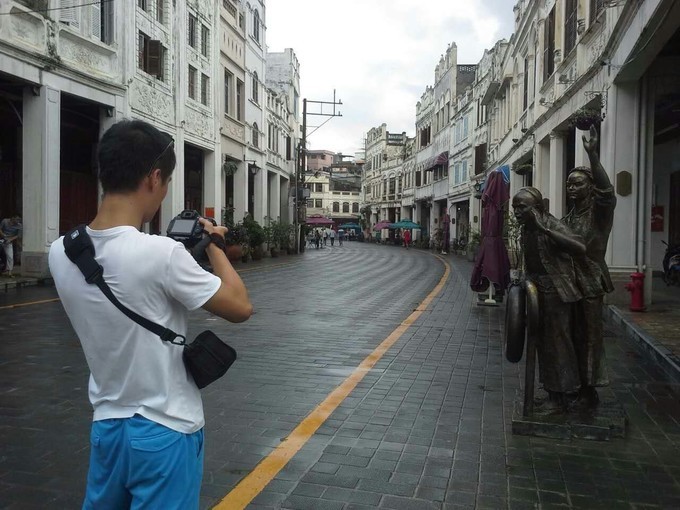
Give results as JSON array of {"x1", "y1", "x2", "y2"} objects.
[
  {"x1": 467, "y1": 229, "x2": 482, "y2": 262},
  {"x1": 244, "y1": 215, "x2": 265, "y2": 261},
  {"x1": 224, "y1": 221, "x2": 247, "y2": 262},
  {"x1": 512, "y1": 162, "x2": 533, "y2": 176},
  {"x1": 569, "y1": 107, "x2": 604, "y2": 131}
]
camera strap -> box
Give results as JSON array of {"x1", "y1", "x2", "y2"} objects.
[{"x1": 63, "y1": 225, "x2": 187, "y2": 346}]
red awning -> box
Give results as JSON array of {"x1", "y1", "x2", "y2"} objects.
[
  {"x1": 305, "y1": 216, "x2": 334, "y2": 225},
  {"x1": 423, "y1": 151, "x2": 449, "y2": 171}
]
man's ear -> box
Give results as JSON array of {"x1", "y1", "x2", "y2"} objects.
[{"x1": 148, "y1": 168, "x2": 163, "y2": 188}]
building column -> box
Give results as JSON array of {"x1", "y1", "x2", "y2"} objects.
[
  {"x1": 232, "y1": 163, "x2": 248, "y2": 223},
  {"x1": 574, "y1": 130, "x2": 589, "y2": 168},
  {"x1": 548, "y1": 131, "x2": 566, "y2": 218},
  {"x1": 279, "y1": 176, "x2": 290, "y2": 223},
  {"x1": 268, "y1": 171, "x2": 280, "y2": 221},
  {"x1": 203, "y1": 149, "x2": 221, "y2": 222},
  {"x1": 253, "y1": 167, "x2": 267, "y2": 224},
  {"x1": 21, "y1": 86, "x2": 60, "y2": 277},
  {"x1": 160, "y1": 131, "x2": 186, "y2": 233},
  {"x1": 534, "y1": 138, "x2": 551, "y2": 205}
]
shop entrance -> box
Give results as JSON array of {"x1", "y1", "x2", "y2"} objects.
[
  {"x1": 60, "y1": 94, "x2": 100, "y2": 235},
  {"x1": 184, "y1": 144, "x2": 204, "y2": 214},
  {"x1": 0, "y1": 73, "x2": 23, "y2": 220}
]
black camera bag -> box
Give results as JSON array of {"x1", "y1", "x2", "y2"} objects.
[{"x1": 63, "y1": 225, "x2": 236, "y2": 389}]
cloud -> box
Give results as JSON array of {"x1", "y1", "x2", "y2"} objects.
[{"x1": 266, "y1": 0, "x2": 516, "y2": 156}]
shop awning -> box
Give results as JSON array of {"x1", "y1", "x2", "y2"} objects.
[{"x1": 423, "y1": 151, "x2": 449, "y2": 171}]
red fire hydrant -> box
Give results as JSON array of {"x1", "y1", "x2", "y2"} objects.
[{"x1": 624, "y1": 272, "x2": 646, "y2": 312}]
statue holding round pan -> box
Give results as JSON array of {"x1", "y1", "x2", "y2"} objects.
[
  {"x1": 563, "y1": 125, "x2": 616, "y2": 407},
  {"x1": 511, "y1": 187, "x2": 586, "y2": 411}
]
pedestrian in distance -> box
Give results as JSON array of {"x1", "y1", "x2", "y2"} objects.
[
  {"x1": 48, "y1": 119, "x2": 253, "y2": 510},
  {"x1": 330, "y1": 228, "x2": 336, "y2": 246},
  {"x1": 314, "y1": 229, "x2": 321, "y2": 249},
  {"x1": 0, "y1": 215, "x2": 22, "y2": 278},
  {"x1": 323, "y1": 228, "x2": 328, "y2": 246},
  {"x1": 403, "y1": 228, "x2": 411, "y2": 249},
  {"x1": 338, "y1": 229, "x2": 344, "y2": 246}
]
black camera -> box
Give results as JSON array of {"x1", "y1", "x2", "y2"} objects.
[
  {"x1": 166, "y1": 210, "x2": 215, "y2": 248},
  {"x1": 167, "y1": 210, "x2": 231, "y2": 273}
]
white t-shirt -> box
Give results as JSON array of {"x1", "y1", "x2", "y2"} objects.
[{"x1": 48, "y1": 226, "x2": 221, "y2": 433}]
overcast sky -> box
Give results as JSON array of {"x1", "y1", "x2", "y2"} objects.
[{"x1": 265, "y1": 0, "x2": 516, "y2": 158}]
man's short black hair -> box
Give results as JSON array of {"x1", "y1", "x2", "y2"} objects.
[{"x1": 97, "y1": 119, "x2": 176, "y2": 193}]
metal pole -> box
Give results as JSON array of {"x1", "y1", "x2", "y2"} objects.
[{"x1": 298, "y1": 98, "x2": 307, "y2": 253}]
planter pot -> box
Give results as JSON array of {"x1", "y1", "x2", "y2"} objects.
[
  {"x1": 251, "y1": 246, "x2": 264, "y2": 261},
  {"x1": 225, "y1": 244, "x2": 242, "y2": 262},
  {"x1": 574, "y1": 118, "x2": 601, "y2": 131},
  {"x1": 270, "y1": 248, "x2": 279, "y2": 258}
]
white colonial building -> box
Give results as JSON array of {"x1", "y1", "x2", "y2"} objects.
[
  {"x1": 482, "y1": 0, "x2": 680, "y2": 306},
  {"x1": 0, "y1": 0, "x2": 126, "y2": 276},
  {"x1": 0, "y1": 0, "x2": 302, "y2": 277},
  {"x1": 265, "y1": 47, "x2": 300, "y2": 225}
]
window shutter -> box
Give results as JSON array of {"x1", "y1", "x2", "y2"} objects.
[
  {"x1": 60, "y1": 0, "x2": 79, "y2": 28},
  {"x1": 91, "y1": 1, "x2": 101, "y2": 40},
  {"x1": 147, "y1": 40, "x2": 162, "y2": 78}
]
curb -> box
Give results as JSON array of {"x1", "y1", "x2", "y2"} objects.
[
  {"x1": 606, "y1": 304, "x2": 680, "y2": 384},
  {"x1": 0, "y1": 277, "x2": 54, "y2": 292}
]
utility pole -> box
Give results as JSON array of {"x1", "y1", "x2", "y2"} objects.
[{"x1": 294, "y1": 91, "x2": 342, "y2": 253}]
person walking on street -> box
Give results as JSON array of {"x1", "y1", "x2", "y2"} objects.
[
  {"x1": 0, "y1": 215, "x2": 22, "y2": 277},
  {"x1": 323, "y1": 228, "x2": 329, "y2": 246},
  {"x1": 48, "y1": 119, "x2": 253, "y2": 510},
  {"x1": 330, "y1": 228, "x2": 336, "y2": 246},
  {"x1": 403, "y1": 229, "x2": 411, "y2": 249},
  {"x1": 314, "y1": 229, "x2": 321, "y2": 249}
]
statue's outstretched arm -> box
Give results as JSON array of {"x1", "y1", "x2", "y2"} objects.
[{"x1": 583, "y1": 125, "x2": 612, "y2": 190}]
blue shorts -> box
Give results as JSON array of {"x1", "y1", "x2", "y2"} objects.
[{"x1": 83, "y1": 414, "x2": 204, "y2": 510}]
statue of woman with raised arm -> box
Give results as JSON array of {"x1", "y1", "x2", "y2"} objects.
[{"x1": 563, "y1": 126, "x2": 617, "y2": 407}]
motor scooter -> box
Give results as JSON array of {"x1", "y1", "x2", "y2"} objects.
[{"x1": 662, "y1": 240, "x2": 680, "y2": 286}]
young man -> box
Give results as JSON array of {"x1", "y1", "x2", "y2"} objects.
[
  {"x1": 0, "y1": 215, "x2": 22, "y2": 277},
  {"x1": 48, "y1": 120, "x2": 253, "y2": 509}
]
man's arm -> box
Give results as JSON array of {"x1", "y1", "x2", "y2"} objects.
[
  {"x1": 199, "y1": 220, "x2": 253, "y2": 323},
  {"x1": 583, "y1": 125, "x2": 612, "y2": 190}
]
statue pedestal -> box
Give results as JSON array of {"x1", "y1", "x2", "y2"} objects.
[{"x1": 512, "y1": 388, "x2": 627, "y2": 441}]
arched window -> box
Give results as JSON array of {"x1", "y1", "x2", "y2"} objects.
[
  {"x1": 342, "y1": 202, "x2": 350, "y2": 213},
  {"x1": 252, "y1": 71, "x2": 258, "y2": 103},
  {"x1": 252, "y1": 122, "x2": 259, "y2": 148},
  {"x1": 332, "y1": 202, "x2": 340, "y2": 212},
  {"x1": 352, "y1": 203, "x2": 359, "y2": 213},
  {"x1": 253, "y1": 10, "x2": 260, "y2": 42}
]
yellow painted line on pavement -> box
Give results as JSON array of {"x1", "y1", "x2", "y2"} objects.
[
  {"x1": 0, "y1": 298, "x2": 61, "y2": 310},
  {"x1": 0, "y1": 262, "x2": 298, "y2": 310},
  {"x1": 214, "y1": 256, "x2": 451, "y2": 510}
]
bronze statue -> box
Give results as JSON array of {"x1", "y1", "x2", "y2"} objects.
[
  {"x1": 511, "y1": 187, "x2": 586, "y2": 410},
  {"x1": 563, "y1": 126, "x2": 616, "y2": 407}
]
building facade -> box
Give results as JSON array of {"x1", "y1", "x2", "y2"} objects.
[
  {"x1": 359, "y1": 0, "x2": 680, "y2": 307},
  {"x1": 1, "y1": 0, "x2": 302, "y2": 277},
  {"x1": 0, "y1": 0, "x2": 126, "y2": 276}
]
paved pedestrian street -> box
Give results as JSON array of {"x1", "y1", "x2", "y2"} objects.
[{"x1": 1, "y1": 243, "x2": 679, "y2": 509}]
